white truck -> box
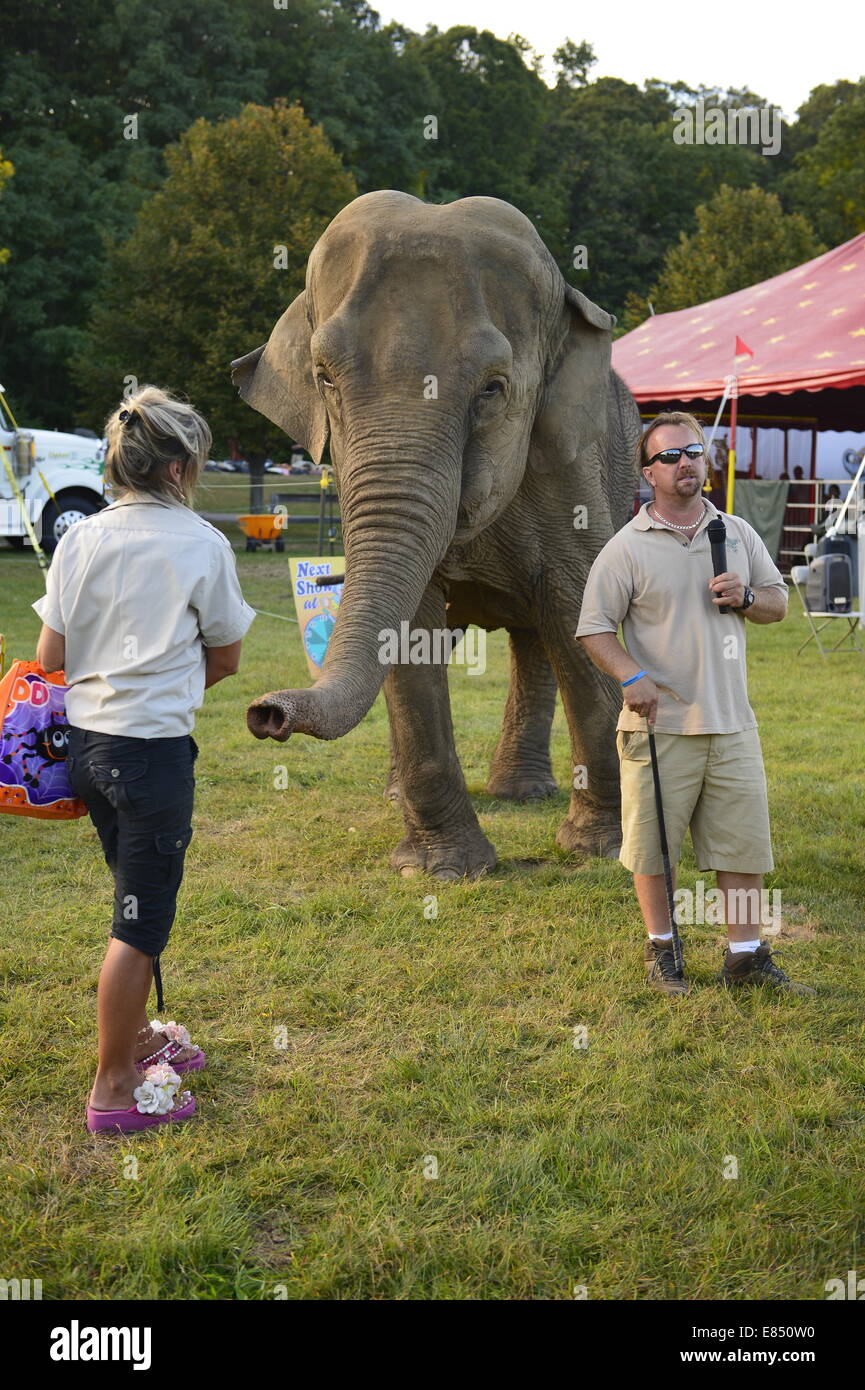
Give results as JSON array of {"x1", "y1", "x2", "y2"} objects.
[{"x1": 0, "y1": 387, "x2": 107, "y2": 553}]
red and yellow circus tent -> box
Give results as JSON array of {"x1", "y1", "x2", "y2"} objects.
[{"x1": 612, "y1": 232, "x2": 865, "y2": 431}]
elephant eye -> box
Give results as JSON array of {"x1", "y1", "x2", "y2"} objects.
[
  {"x1": 478, "y1": 379, "x2": 506, "y2": 398},
  {"x1": 315, "y1": 369, "x2": 335, "y2": 390}
]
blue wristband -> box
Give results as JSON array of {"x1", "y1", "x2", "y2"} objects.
[{"x1": 621, "y1": 670, "x2": 647, "y2": 687}]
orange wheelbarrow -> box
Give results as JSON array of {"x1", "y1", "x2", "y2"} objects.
[{"x1": 237, "y1": 513, "x2": 287, "y2": 553}]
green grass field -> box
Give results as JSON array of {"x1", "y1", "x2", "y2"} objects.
[{"x1": 1, "y1": 534, "x2": 864, "y2": 1300}]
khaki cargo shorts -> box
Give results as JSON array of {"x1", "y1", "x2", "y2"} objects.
[{"x1": 616, "y1": 725, "x2": 774, "y2": 875}]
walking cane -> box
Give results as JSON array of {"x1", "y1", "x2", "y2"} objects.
[{"x1": 646, "y1": 719, "x2": 684, "y2": 979}]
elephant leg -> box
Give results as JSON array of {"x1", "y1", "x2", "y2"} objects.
[
  {"x1": 383, "y1": 585, "x2": 497, "y2": 880},
  {"x1": 486, "y1": 628, "x2": 559, "y2": 800},
  {"x1": 539, "y1": 611, "x2": 623, "y2": 862}
]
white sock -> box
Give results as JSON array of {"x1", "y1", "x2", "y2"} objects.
[
  {"x1": 728, "y1": 938, "x2": 761, "y2": 954},
  {"x1": 648, "y1": 931, "x2": 673, "y2": 942}
]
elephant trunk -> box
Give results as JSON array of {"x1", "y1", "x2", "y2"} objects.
[{"x1": 247, "y1": 449, "x2": 461, "y2": 741}]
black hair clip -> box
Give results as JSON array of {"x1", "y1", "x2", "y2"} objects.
[{"x1": 119, "y1": 408, "x2": 139, "y2": 425}]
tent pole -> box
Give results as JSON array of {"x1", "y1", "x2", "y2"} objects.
[
  {"x1": 726, "y1": 378, "x2": 738, "y2": 512},
  {"x1": 783, "y1": 428, "x2": 789, "y2": 477}
]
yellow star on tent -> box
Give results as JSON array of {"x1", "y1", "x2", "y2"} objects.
[
  {"x1": 850, "y1": 327, "x2": 865, "y2": 337},
  {"x1": 804, "y1": 281, "x2": 819, "y2": 289},
  {"x1": 829, "y1": 307, "x2": 847, "y2": 316},
  {"x1": 688, "y1": 316, "x2": 704, "y2": 324},
  {"x1": 761, "y1": 317, "x2": 778, "y2": 325},
  {"x1": 769, "y1": 335, "x2": 785, "y2": 343},
  {"x1": 637, "y1": 348, "x2": 652, "y2": 355},
  {"x1": 797, "y1": 299, "x2": 814, "y2": 308},
  {"x1": 662, "y1": 361, "x2": 680, "y2": 368},
  {"x1": 815, "y1": 351, "x2": 835, "y2": 358},
  {"x1": 699, "y1": 342, "x2": 717, "y2": 349},
  {"x1": 675, "y1": 371, "x2": 692, "y2": 378},
  {"x1": 696, "y1": 324, "x2": 716, "y2": 334},
  {"x1": 839, "y1": 263, "x2": 858, "y2": 272},
  {"x1": 740, "y1": 307, "x2": 756, "y2": 315}
]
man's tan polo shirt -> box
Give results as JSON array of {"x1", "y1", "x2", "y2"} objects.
[{"x1": 575, "y1": 499, "x2": 787, "y2": 734}]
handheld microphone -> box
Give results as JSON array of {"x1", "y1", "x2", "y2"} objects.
[{"x1": 707, "y1": 517, "x2": 730, "y2": 614}]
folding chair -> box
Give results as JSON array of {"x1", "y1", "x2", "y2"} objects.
[{"x1": 790, "y1": 566, "x2": 863, "y2": 656}]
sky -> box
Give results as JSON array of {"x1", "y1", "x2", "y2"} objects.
[{"x1": 377, "y1": 0, "x2": 860, "y2": 121}]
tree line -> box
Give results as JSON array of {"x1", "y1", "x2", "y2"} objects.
[{"x1": 0, "y1": 0, "x2": 861, "y2": 455}]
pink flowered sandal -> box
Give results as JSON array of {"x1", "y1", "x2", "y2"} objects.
[
  {"x1": 87, "y1": 1064, "x2": 196, "y2": 1133},
  {"x1": 135, "y1": 1019, "x2": 206, "y2": 1074}
]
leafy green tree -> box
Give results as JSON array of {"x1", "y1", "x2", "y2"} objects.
[
  {"x1": 266, "y1": 2, "x2": 436, "y2": 194},
  {"x1": 0, "y1": 134, "x2": 109, "y2": 422},
  {"x1": 72, "y1": 101, "x2": 356, "y2": 496},
  {"x1": 537, "y1": 80, "x2": 786, "y2": 320},
  {"x1": 553, "y1": 39, "x2": 597, "y2": 89},
  {"x1": 0, "y1": 0, "x2": 265, "y2": 426},
  {"x1": 782, "y1": 79, "x2": 862, "y2": 159},
  {"x1": 620, "y1": 183, "x2": 824, "y2": 328},
  {"x1": 403, "y1": 26, "x2": 560, "y2": 216},
  {"x1": 780, "y1": 79, "x2": 865, "y2": 246}
]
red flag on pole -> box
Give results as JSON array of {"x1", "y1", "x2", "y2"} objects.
[{"x1": 734, "y1": 335, "x2": 754, "y2": 357}]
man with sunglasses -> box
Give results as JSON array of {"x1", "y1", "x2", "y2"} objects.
[{"x1": 576, "y1": 412, "x2": 814, "y2": 997}]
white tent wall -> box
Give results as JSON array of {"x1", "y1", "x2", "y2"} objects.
[{"x1": 706, "y1": 427, "x2": 865, "y2": 481}]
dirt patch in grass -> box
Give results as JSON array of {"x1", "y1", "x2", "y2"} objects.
[{"x1": 773, "y1": 901, "x2": 820, "y2": 942}]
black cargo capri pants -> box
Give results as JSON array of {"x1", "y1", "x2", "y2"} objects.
[{"x1": 65, "y1": 726, "x2": 197, "y2": 1010}]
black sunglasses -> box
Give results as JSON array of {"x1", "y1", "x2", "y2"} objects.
[{"x1": 647, "y1": 443, "x2": 706, "y2": 466}]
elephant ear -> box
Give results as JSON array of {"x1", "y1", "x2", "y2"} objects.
[
  {"x1": 230, "y1": 290, "x2": 329, "y2": 465},
  {"x1": 528, "y1": 283, "x2": 616, "y2": 477}
]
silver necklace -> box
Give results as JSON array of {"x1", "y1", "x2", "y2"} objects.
[{"x1": 650, "y1": 501, "x2": 706, "y2": 532}]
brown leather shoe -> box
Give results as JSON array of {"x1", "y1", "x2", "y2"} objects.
[
  {"x1": 644, "y1": 938, "x2": 690, "y2": 995},
  {"x1": 717, "y1": 944, "x2": 816, "y2": 995}
]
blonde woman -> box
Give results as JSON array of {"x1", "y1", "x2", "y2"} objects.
[{"x1": 32, "y1": 386, "x2": 256, "y2": 1132}]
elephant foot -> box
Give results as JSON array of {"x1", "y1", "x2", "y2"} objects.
[
  {"x1": 556, "y1": 814, "x2": 622, "y2": 863},
  {"x1": 485, "y1": 769, "x2": 559, "y2": 801},
  {"x1": 390, "y1": 830, "x2": 497, "y2": 881}
]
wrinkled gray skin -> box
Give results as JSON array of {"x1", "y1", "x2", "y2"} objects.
[{"x1": 231, "y1": 191, "x2": 640, "y2": 879}]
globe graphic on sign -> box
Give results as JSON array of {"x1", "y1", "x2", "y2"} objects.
[{"x1": 303, "y1": 610, "x2": 336, "y2": 668}]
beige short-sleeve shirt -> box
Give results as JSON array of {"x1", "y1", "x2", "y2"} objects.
[
  {"x1": 575, "y1": 499, "x2": 787, "y2": 734},
  {"x1": 31, "y1": 493, "x2": 257, "y2": 738}
]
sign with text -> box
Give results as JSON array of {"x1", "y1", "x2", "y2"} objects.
[{"x1": 289, "y1": 556, "x2": 344, "y2": 678}]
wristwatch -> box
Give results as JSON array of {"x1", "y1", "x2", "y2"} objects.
[{"x1": 738, "y1": 586, "x2": 755, "y2": 611}]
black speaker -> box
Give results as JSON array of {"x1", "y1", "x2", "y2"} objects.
[
  {"x1": 817, "y1": 535, "x2": 854, "y2": 561},
  {"x1": 805, "y1": 554, "x2": 853, "y2": 613}
]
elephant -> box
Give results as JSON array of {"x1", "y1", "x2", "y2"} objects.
[{"x1": 231, "y1": 190, "x2": 641, "y2": 880}]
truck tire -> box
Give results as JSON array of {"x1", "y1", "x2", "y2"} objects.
[{"x1": 39, "y1": 492, "x2": 104, "y2": 553}]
